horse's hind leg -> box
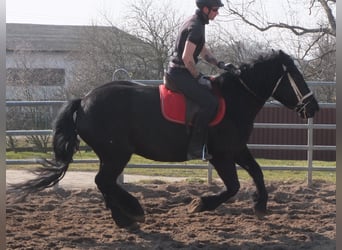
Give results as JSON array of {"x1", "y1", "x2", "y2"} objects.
[{"x1": 95, "y1": 151, "x2": 144, "y2": 228}]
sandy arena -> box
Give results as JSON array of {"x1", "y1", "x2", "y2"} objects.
[{"x1": 6, "y1": 171, "x2": 335, "y2": 249}]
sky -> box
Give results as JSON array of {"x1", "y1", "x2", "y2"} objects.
[
  {"x1": 6, "y1": 0, "x2": 298, "y2": 27},
  {"x1": 6, "y1": 0, "x2": 326, "y2": 56},
  {"x1": 6, "y1": 0, "x2": 195, "y2": 26},
  {"x1": 5, "y1": 0, "x2": 302, "y2": 40}
]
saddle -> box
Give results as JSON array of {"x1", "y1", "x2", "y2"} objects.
[{"x1": 159, "y1": 73, "x2": 225, "y2": 127}]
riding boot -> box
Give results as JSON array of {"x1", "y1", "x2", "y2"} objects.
[{"x1": 187, "y1": 129, "x2": 212, "y2": 161}]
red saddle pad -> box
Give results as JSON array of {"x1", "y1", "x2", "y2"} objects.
[{"x1": 159, "y1": 84, "x2": 225, "y2": 126}]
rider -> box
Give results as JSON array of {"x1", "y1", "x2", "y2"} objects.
[{"x1": 167, "y1": 0, "x2": 235, "y2": 160}]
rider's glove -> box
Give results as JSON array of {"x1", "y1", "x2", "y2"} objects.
[
  {"x1": 197, "y1": 73, "x2": 212, "y2": 89},
  {"x1": 217, "y1": 61, "x2": 241, "y2": 75}
]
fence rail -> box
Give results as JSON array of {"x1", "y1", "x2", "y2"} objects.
[{"x1": 5, "y1": 93, "x2": 336, "y2": 186}]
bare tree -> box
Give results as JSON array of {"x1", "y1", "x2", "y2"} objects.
[
  {"x1": 67, "y1": 25, "x2": 155, "y2": 97},
  {"x1": 198, "y1": 33, "x2": 270, "y2": 74},
  {"x1": 124, "y1": 0, "x2": 183, "y2": 78},
  {"x1": 222, "y1": 0, "x2": 335, "y2": 101},
  {"x1": 226, "y1": 0, "x2": 335, "y2": 37},
  {"x1": 224, "y1": 0, "x2": 335, "y2": 75}
]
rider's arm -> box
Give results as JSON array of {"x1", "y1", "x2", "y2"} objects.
[
  {"x1": 182, "y1": 40, "x2": 201, "y2": 79},
  {"x1": 200, "y1": 45, "x2": 219, "y2": 67}
]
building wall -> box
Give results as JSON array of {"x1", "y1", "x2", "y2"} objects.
[{"x1": 6, "y1": 50, "x2": 78, "y2": 100}]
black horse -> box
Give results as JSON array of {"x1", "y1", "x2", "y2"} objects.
[{"x1": 12, "y1": 50, "x2": 319, "y2": 228}]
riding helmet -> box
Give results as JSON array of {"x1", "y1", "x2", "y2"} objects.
[{"x1": 196, "y1": 0, "x2": 224, "y2": 9}]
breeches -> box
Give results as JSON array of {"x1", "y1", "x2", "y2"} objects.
[{"x1": 167, "y1": 67, "x2": 219, "y2": 131}]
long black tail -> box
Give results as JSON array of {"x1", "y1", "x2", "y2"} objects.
[{"x1": 9, "y1": 99, "x2": 82, "y2": 197}]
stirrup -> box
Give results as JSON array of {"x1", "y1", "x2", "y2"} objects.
[{"x1": 201, "y1": 144, "x2": 212, "y2": 161}]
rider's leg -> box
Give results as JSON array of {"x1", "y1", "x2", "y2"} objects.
[{"x1": 167, "y1": 67, "x2": 218, "y2": 160}]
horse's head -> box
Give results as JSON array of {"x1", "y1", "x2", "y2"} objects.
[
  {"x1": 214, "y1": 50, "x2": 320, "y2": 119},
  {"x1": 271, "y1": 50, "x2": 319, "y2": 118}
]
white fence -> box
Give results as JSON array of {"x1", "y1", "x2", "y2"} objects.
[
  {"x1": 6, "y1": 101, "x2": 335, "y2": 186},
  {"x1": 5, "y1": 81, "x2": 336, "y2": 186}
]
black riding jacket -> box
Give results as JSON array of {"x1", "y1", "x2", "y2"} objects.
[{"x1": 170, "y1": 9, "x2": 209, "y2": 66}]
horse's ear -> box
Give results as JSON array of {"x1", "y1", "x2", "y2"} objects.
[
  {"x1": 279, "y1": 50, "x2": 286, "y2": 56},
  {"x1": 278, "y1": 50, "x2": 292, "y2": 62}
]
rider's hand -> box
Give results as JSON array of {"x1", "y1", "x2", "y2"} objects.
[
  {"x1": 217, "y1": 61, "x2": 241, "y2": 75},
  {"x1": 197, "y1": 73, "x2": 212, "y2": 89}
]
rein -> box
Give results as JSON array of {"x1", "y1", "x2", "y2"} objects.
[
  {"x1": 238, "y1": 64, "x2": 313, "y2": 106},
  {"x1": 238, "y1": 78, "x2": 265, "y2": 103}
]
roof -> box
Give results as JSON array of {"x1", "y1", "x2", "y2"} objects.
[{"x1": 6, "y1": 23, "x2": 127, "y2": 52}]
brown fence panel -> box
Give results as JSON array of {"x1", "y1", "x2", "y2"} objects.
[{"x1": 249, "y1": 106, "x2": 336, "y2": 161}]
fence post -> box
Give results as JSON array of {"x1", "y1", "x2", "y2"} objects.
[
  {"x1": 53, "y1": 182, "x2": 59, "y2": 190},
  {"x1": 307, "y1": 118, "x2": 314, "y2": 187},
  {"x1": 207, "y1": 162, "x2": 213, "y2": 185},
  {"x1": 117, "y1": 173, "x2": 124, "y2": 184}
]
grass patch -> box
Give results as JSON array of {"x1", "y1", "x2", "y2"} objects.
[{"x1": 6, "y1": 151, "x2": 336, "y2": 184}]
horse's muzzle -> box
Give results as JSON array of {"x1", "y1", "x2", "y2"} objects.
[{"x1": 295, "y1": 96, "x2": 320, "y2": 119}]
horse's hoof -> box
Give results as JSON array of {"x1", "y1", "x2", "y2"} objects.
[
  {"x1": 132, "y1": 214, "x2": 145, "y2": 223},
  {"x1": 118, "y1": 209, "x2": 145, "y2": 224},
  {"x1": 111, "y1": 206, "x2": 143, "y2": 228},
  {"x1": 126, "y1": 222, "x2": 140, "y2": 231},
  {"x1": 112, "y1": 203, "x2": 145, "y2": 223},
  {"x1": 119, "y1": 206, "x2": 145, "y2": 223},
  {"x1": 116, "y1": 221, "x2": 140, "y2": 230},
  {"x1": 188, "y1": 198, "x2": 204, "y2": 213},
  {"x1": 114, "y1": 219, "x2": 135, "y2": 228},
  {"x1": 254, "y1": 205, "x2": 267, "y2": 219}
]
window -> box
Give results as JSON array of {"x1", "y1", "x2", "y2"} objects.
[{"x1": 7, "y1": 68, "x2": 65, "y2": 86}]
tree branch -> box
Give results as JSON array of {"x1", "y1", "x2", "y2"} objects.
[
  {"x1": 318, "y1": 0, "x2": 336, "y2": 35},
  {"x1": 227, "y1": 0, "x2": 335, "y2": 37}
]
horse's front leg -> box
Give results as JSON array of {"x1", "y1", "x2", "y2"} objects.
[
  {"x1": 235, "y1": 146, "x2": 268, "y2": 217},
  {"x1": 189, "y1": 155, "x2": 240, "y2": 213}
]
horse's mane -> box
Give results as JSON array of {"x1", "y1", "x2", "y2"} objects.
[
  {"x1": 217, "y1": 50, "x2": 291, "y2": 99},
  {"x1": 238, "y1": 50, "x2": 285, "y2": 72}
]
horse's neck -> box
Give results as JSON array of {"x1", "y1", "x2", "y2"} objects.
[
  {"x1": 241, "y1": 64, "x2": 281, "y2": 103},
  {"x1": 222, "y1": 79, "x2": 264, "y2": 125},
  {"x1": 243, "y1": 94, "x2": 265, "y2": 123}
]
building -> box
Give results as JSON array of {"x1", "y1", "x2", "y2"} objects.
[
  {"x1": 6, "y1": 23, "x2": 146, "y2": 100},
  {"x1": 7, "y1": 23, "x2": 84, "y2": 99}
]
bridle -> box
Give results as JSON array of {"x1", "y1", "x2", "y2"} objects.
[
  {"x1": 271, "y1": 65, "x2": 314, "y2": 106},
  {"x1": 239, "y1": 64, "x2": 314, "y2": 108}
]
